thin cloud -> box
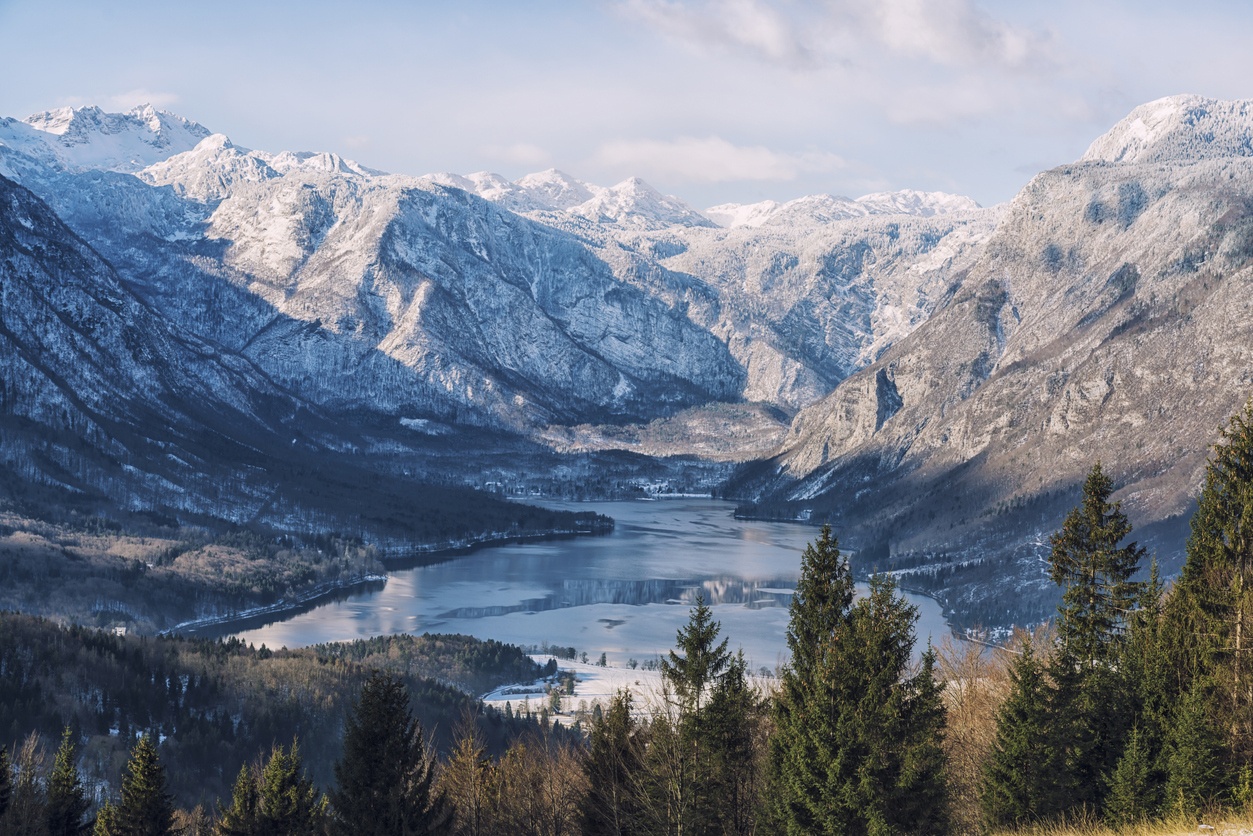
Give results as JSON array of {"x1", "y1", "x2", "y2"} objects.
[
  {"x1": 485, "y1": 142, "x2": 552, "y2": 168},
  {"x1": 617, "y1": 0, "x2": 818, "y2": 69},
  {"x1": 594, "y1": 136, "x2": 844, "y2": 183},
  {"x1": 618, "y1": 0, "x2": 1055, "y2": 73},
  {"x1": 845, "y1": 0, "x2": 1056, "y2": 71},
  {"x1": 105, "y1": 89, "x2": 181, "y2": 110}
]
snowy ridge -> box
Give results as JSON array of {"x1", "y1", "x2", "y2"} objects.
[
  {"x1": 11, "y1": 104, "x2": 211, "y2": 173},
  {"x1": 1081, "y1": 94, "x2": 1253, "y2": 165},
  {"x1": 706, "y1": 190, "x2": 980, "y2": 229}
]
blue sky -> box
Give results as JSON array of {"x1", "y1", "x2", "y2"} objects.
[{"x1": 2, "y1": 0, "x2": 1252, "y2": 208}]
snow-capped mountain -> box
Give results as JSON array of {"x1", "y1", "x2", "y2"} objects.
[
  {"x1": 0, "y1": 104, "x2": 210, "y2": 176},
  {"x1": 738, "y1": 93, "x2": 1253, "y2": 625},
  {"x1": 704, "y1": 190, "x2": 980, "y2": 229},
  {"x1": 0, "y1": 103, "x2": 987, "y2": 434},
  {"x1": 1081, "y1": 94, "x2": 1253, "y2": 165},
  {"x1": 10, "y1": 96, "x2": 1253, "y2": 629}
]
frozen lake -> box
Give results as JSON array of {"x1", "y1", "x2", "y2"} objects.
[{"x1": 235, "y1": 498, "x2": 955, "y2": 672}]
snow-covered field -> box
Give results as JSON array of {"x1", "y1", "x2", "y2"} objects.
[{"x1": 481, "y1": 655, "x2": 776, "y2": 723}]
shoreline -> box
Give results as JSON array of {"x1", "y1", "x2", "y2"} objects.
[{"x1": 163, "y1": 521, "x2": 614, "y2": 639}]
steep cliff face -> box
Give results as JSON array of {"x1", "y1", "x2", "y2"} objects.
[
  {"x1": 0, "y1": 172, "x2": 314, "y2": 519},
  {"x1": 2, "y1": 107, "x2": 984, "y2": 438},
  {"x1": 745, "y1": 96, "x2": 1253, "y2": 623}
]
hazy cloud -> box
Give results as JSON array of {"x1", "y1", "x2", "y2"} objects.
[
  {"x1": 617, "y1": 0, "x2": 817, "y2": 68},
  {"x1": 485, "y1": 142, "x2": 552, "y2": 168},
  {"x1": 618, "y1": 0, "x2": 1054, "y2": 72},
  {"x1": 841, "y1": 0, "x2": 1055, "y2": 70},
  {"x1": 594, "y1": 136, "x2": 844, "y2": 182},
  {"x1": 105, "y1": 89, "x2": 181, "y2": 109}
]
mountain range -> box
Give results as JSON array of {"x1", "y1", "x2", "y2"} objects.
[{"x1": 3, "y1": 94, "x2": 1251, "y2": 626}]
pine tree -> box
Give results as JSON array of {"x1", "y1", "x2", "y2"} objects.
[
  {"x1": 1049, "y1": 462, "x2": 1146, "y2": 666},
  {"x1": 1169, "y1": 400, "x2": 1253, "y2": 767},
  {"x1": 110, "y1": 735, "x2": 175, "y2": 836},
  {"x1": 980, "y1": 638, "x2": 1066, "y2": 827},
  {"x1": 1105, "y1": 726, "x2": 1154, "y2": 826},
  {"x1": 660, "y1": 593, "x2": 730, "y2": 715},
  {"x1": 765, "y1": 530, "x2": 949, "y2": 836},
  {"x1": 331, "y1": 672, "x2": 450, "y2": 836},
  {"x1": 764, "y1": 525, "x2": 854, "y2": 833},
  {"x1": 1163, "y1": 679, "x2": 1225, "y2": 819},
  {"x1": 582, "y1": 691, "x2": 644, "y2": 836},
  {"x1": 216, "y1": 765, "x2": 259, "y2": 836},
  {"x1": 46, "y1": 728, "x2": 91, "y2": 836}
]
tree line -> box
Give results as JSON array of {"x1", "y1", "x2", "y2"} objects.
[{"x1": 7, "y1": 400, "x2": 1253, "y2": 833}]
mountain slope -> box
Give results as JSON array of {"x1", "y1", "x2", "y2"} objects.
[{"x1": 740, "y1": 94, "x2": 1253, "y2": 625}]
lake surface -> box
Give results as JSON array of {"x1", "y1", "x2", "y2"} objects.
[{"x1": 235, "y1": 498, "x2": 955, "y2": 673}]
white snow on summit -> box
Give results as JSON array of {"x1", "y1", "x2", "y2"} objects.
[
  {"x1": 14, "y1": 104, "x2": 211, "y2": 172},
  {"x1": 1081, "y1": 94, "x2": 1253, "y2": 165},
  {"x1": 706, "y1": 190, "x2": 980, "y2": 229}
]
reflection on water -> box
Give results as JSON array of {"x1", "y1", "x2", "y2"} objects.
[
  {"x1": 437, "y1": 577, "x2": 795, "y2": 619},
  {"x1": 233, "y1": 499, "x2": 954, "y2": 670}
]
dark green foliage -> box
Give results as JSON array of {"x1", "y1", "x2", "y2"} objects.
[
  {"x1": 766, "y1": 526, "x2": 949, "y2": 835},
  {"x1": 216, "y1": 765, "x2": 260, "y2": 836},
  {"x1": 1169, "y1": 400, "x2": 1253, "y2": 766},
  {"x1": 111, "y1": 735, "x2": 175, "y2": 836},
  {"x1": 1048, "y1": 462, "x2": 1146, "y2": 666},
  {"x1": 582, "y1": 691, "x2": 644, "y2": 836},
  {"x1": 46, "y1": 728, "x2": 91, "y2": 836},
  {"x1": 331, "y1": 672, "x2": 450, "y2": 836},
  {"x1": 0, "y1": 614, "x2": 529, "y2": 808},
  {"x1": 980, "y1": 640, "x2": 1065, "y2": 827},
  {"x1": 311, "y1": 633, "x2": 546, "y2": 697},
  {"x1": 643, "y1": 594, "x2": 736, "y2": 835},
  {"x1": 1163, "y1": 679, "x2": 1227, "y2": 819},
  {"x1": 1105, "y1": 726, "x2": 1154, "y2": 826},
  {"x1": 218, "y1": 741, "x2": 326, "y2": 836},
  {"x1": 660, "y1": 593, "x2": 730, "y2": 715},
  {"x1": 703, "y1": 651, "x2": 763, "y2": 836}
]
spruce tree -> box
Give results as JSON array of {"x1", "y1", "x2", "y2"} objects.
[
  {"x1": 766, "y1": 529, "x2": 949, "y2": 835},
  {"x1": 1043, "y1": 463, "x2": 1146, "y2": 814},
  {"x1": 704, "y1": 651, "x2": 762, "y2": 836},
  {"x1": 582, "y1": 690, "x2": 643, "y2": 836},
  {"x1": 1105, "y1": 726, "x2": 1154, "y2": 826},
  {"x1": 331, "y1": 672, "x2": 450, "y2": 836},
  {"x1": 764, "y1": 525, "x2": 854, "y2": 833},
  {"x1": 112, "y1": 735, "x2": 175, "y2": 836},
  {"x1": 1049, "y1": 462, "x2": 1146, "y2": 666},
  {"x1": 660, "y1": 592, "x2": 730, "y2": 715},
  {"x1": 46, "y1": 728, "x2": 92, "y2": 836},
  {"x1": 216, "y1": 765, "x2": 260, "y2": 836},
  {"x1": 257, "y1": 742, "x2": 326, "y2": 835},
  {"x1": 1162, "y1": 679, "x2": 1225, "y2": 819},
  {"x1": 980, "y1": 638, "x2": 1066, "y2": 827},
  {"x1": 220, "y1": 742, "x2": 325, "y2": 836},
  {"x1": 1169, "y1": 399, "x2": 1253, "y2": 767},
  {"x1": 648, "y1": 593, "x2": 734, "y2": 835}
]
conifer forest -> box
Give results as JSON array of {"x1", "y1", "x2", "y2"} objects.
[{"x1": 6, "y1": 401, "x2": 1253, "y2": 835}]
